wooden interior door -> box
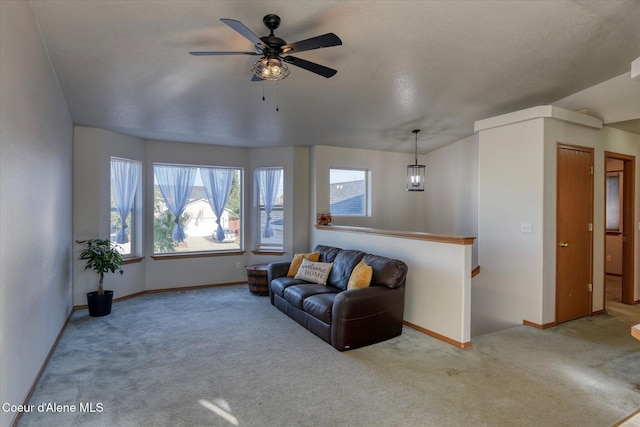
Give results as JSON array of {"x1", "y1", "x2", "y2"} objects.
[{"x1": 556, "y1": 144, "x2": 593, "y2": 323}]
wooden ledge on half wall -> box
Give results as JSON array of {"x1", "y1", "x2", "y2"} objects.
[{"x1": 315, "y1": 224, "x2": 475, "y2": 246}]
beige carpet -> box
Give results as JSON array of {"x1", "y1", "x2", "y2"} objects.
[{"x1": 17, "y1": 281, "x2": 640, "y2": 427}]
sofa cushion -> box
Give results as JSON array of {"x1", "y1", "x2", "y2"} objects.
[
  {"x1": 313, "y1": 245, "x2": 341, "y2": 263},
  {"x1": 347, "y1": 261, "x2": 373, "y2": 289},
  {"x1": 287, "y1": 252, "x2": 321, "y2": 277},
  {"x1": 270, "y1": 276, "x2": 307, "y2": 298},
  {"x1": 303, "y1": 293, "x2": 337, "y2": 324},
  {"x1": 283, "y1": 284, "x2": 340, "y2": 309},
  {"x1": 294, "y1": 259, "x2": 333, "y2": 285},
  {"x1": 362, "y1": 254, "x2": 408, "y2": 289},
  {"x1": 327, "y1": 249, "x2": 366, "y2": 290}
]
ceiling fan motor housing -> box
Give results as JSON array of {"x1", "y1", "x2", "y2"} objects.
[{"x1": 263, "y1": 14, "x2": 281, "y2": 32}]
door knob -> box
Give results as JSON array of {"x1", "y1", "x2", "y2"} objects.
[{"x1": 559, "y1": 242, "x2": 569, "y2": 247}]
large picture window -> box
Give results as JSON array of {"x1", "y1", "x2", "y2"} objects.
[
  {"x1": 329, "y1": 168, "x2": 368, "y2": 216},
  {"x1": 153, "y1": 164, "x2": 242, "y2": 254},
  {"x1": 110, "y1": 157, "x2": 141, "y2": 256},
  {"x1": 256, "y1": 167, "x2": 284, "y2": 250}
]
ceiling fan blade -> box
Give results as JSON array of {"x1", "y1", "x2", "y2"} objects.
[
  {"x1": 189, "y1": 51, "x2": 260, "y2": 56},
  {"x1": 282, "y1": 33, "x2": 342, "y2": 54},
  {"x1": 282, "y1": 56, "x2": 337, "y2": 78},
  {"x1": 251, "y1": 74, "x2": 263, "y2": 82},
  {"x1": 220, "y1": 18, "x2": 265, "y2": 49}
]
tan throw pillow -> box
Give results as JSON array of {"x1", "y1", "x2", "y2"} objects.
[
  {"x1": 287, "y1": 252, "x2": 321, "y2": 277},
  {"x1": 294, "y1": 259, "x2": 333, "y2": 285},
  {"x1": 347, "y1": 261, "x2": 373, "y2": 289}
]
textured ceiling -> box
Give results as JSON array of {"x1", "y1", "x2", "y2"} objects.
[{"x1": 30, "y1": 0, "x2": 640, "y2": 153}]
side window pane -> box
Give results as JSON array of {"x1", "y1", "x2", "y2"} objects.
[
  {"x1": 256, "y1": 168, "x2": 284, "y2": 250},
  {"x1": 153, "y1": 164, "x2": 242, "y2": 254},
  {"x1": 330, "y1": 168, "x2": 367, "y2": 216},
  {"x1": 606, "y1": 173, "x2": 621, "y2": 232},
  {"x1": 110, "y1": 158, "x2": 141, "y2": 256}
]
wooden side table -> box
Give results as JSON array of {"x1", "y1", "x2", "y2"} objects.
[{"x1": 246, "y1": 264, "x2": 270, "y2": 296}]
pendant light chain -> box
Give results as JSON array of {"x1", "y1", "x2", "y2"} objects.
[{"x1": 259, "y1": 81, "x2": 280, "y2": 112}]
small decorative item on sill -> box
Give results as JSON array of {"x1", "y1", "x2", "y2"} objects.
[{"x1": 317, "y1": 213, "x2": 333, "y2": 226}]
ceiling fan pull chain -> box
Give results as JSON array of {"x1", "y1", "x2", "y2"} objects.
[
  {"x1": 276, "y1": 82, "x2": 279, "y2": 112},
  {"x1": 262, "y1": 81, "x2": 265, "y2": 101}
]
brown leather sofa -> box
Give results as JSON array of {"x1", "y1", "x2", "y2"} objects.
[{"x1": 267, "y1": 245, "x2": 408, "y2": 351}]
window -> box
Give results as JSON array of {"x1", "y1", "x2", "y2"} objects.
[
  {"x1": 329, "y1": 168, "x2": 368, "y2": 216},
  {"x1": 153, "y1": 164, "x2": 242, "y2": 254},
  {"x1": 110, "y1": 157, "x2": 141, "y2": 256},
  {"x1": 606, "y1": 172, "x2": 622, "y2": 232},
  {"x1": 256, "y1": 167, "x2": 284, "y2": 250}
]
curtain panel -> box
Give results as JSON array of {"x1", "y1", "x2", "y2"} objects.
[
  {"x1": 200, "y1": 168, "x2": 235, "y2": 242},
  {"x1": 155, "y1": 165, "x2": 196, "y2": 242},
  {"x1": 256, "y1": 169, "x2": 282, "y2": 238},
  {"x1": 111, "y1": 159, "x2": 141, "y2": 244}
]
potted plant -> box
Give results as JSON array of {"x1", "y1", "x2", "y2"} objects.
[{"x1": 77, "y1": 238, "x2": 124, "y2": 316}]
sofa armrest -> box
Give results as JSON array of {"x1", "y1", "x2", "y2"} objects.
[
  {"x1": 333, "y1": 286, "x2": 403, "y2": 319},
  {"x1": 267, "y1": 262, "x2": 291, "y2": 283},
  {"x1": 331, "y1": 285, "x2": 405, "y2": 351}
]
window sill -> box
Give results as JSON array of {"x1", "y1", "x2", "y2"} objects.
[
  {"x1": 122, "y1": 256, "x2": 144, "y2": 265},
  {"x1": 151, "y1": 251, "x2": 245, "y2": 260},
  {"x1": 252, "y1": 250, "x2": 285, "y2": 256}
]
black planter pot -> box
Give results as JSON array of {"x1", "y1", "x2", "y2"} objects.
[{"x1": 87, "y1": 290, "x2": 114, "y2": 317}]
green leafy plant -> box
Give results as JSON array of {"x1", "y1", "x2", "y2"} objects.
[{"x1": 77, "y1": 239, "x2": 124, "y2": 295}]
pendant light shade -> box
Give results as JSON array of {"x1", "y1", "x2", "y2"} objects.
[{"x1": 407, "y1": 129, "x2": 425, "y2": 191}]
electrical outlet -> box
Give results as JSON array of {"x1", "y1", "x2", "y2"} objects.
[
  {"x1": 520, "y1": 223, "x2": 532, "y2": 234},
  {"x1": 236, "y1": 262, "x2": 241, "y2": 269}
]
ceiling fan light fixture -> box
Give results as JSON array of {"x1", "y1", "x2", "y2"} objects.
[{"x1": 252, "y1": 58, "x2": 290, "y2": 81}]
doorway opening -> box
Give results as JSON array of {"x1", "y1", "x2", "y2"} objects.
[{"x1": 604, "y1": 152, "x2": 635, "y2": 310}]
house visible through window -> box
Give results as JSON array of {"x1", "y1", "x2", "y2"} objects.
[
  {"x1": 256, "y1": 167, "x2": 284, "y2": 250},
  {"x1": 153, "y1": 163, "x2": 242, "y2": 254},
  {"x1": 329, "y1": 168, "x2": 368, "y2": 216},
  {"x1": 110, "y1": 157, "x2": 141, "y2": 256}
]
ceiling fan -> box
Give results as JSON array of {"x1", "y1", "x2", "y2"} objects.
[{"x1": 189, "y1": 14, "x2": 342, "y2": 81}]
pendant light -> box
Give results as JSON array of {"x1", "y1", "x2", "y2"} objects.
[{"x1": 406, "y1": 129, "x2": 425, "y2": 192}]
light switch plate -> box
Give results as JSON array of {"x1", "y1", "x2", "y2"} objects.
[{"x1": 521, "y1": 223, "x2": 532, "y2": 234}]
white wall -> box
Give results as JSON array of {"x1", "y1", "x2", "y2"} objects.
[
  {"x1": 73, "y1": 127, "x2": 146, "y2": 304},
  {"x1": 0, "y1": 2, "x2": 74, "y2": 425},
  {"x1": 474, "y1": 117, "x2": 547, "y2": 335},
  {"x1": 310, "y1": 145, "x2": 428, "y2": 232},
  {"x1": 423, "y1": 134, "x2": 479, "y2": 266}
]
